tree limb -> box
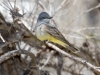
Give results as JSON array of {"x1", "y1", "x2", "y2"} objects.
[
  {"x1": 0, "y1": 50, "x2": 36, "y2": 67},
  {"x1": 46, "y1": 42, "x2": 100, "y2": 72}
]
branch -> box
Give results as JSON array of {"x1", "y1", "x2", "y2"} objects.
[
  {"x1": 38, "y1": 1, "x2": 47, "y2": 12},
  {"x1": 0, "y1": 33, "x2": 6, "y2": 42},
  {"x1": 0, "y1": 50, "x2": 36, "y2": 66},
  {"x1": 63, "y1": 3, "x2": 100, "y2": 32},
  {"x1": 46, "y1": 42, "x2": 100, "y2": 72},
  {"x1": 39, "y1": 50, "x2": 55, "y2": 70},
  {"x1": 53, "y1": 0, "x2": 69, "y2": 16}
]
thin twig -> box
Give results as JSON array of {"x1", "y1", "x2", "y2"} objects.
[
  {"x1": 63, "y1": 27, "x2": 100, "y2": 39},
  {"x1": 39, "y1": 51, "x2": 55, "y2": 70},
  {"x1": 7, "y1": 0, "x2": 13, "y2": 9},
  {"x1": 38, "y1": 1, "x2": 47, "y2": 12},
  {"x1": 18, "y1": 18, "x2": 31, "y2": 31},
  {"x1": 31, "y1": 0, "x2": 39, "y2": 30},
  {"x1": 63, "y1": 3, "x2": 100, "y2": 32},
  {"x1": 0, "y1": 33, "x2": 6, "y2": 42},
  {"x1": 0, "y1": 4, "x2": 10, "y2": 11},
  {"x1": 53, "y1": 0, "x2": 69, "y2": 16}
]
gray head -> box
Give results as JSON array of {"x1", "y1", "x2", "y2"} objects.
[
  {"x1": 37, "y1": 12, "x2": 52, "y2": 23},
  {"x1": 33, "y1": 12, "x2": 52, "y2": 31}
]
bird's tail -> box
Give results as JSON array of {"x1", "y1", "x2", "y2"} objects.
[{"x1": 65, "y1": 45, "x2": 80, "y2": 53}]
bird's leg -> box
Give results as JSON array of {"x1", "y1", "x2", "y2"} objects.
[{"x1": 45, "y1": 40, "x2": 50, "y2": 43}]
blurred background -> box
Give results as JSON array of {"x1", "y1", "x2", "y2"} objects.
[{"x1": 0, "y1": 0, "x2": 100, "y2": 75}]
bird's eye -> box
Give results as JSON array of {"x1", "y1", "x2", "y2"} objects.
[{"x1": 42, "y1": 17, "x2": 45, "y2": 19}]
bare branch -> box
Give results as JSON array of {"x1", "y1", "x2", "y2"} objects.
[
  {"x1": 39, "y1": 1, "x2": 47, "y2": 12},
  {"x1": 63, "y1": 3, "x2": 100, "y2": 32},
  {"x1": 46, "y1": 42, "x2": 100, "y2": 72},
  {"x1": 0, "y1": 50, "x2": 36, "y2": 66},
  {"x1": 0, "y1": 33, "x2": 6, "y2": 42},
  {"x1": 53, "y1": 0, "x2": 69, "y2": 16},
  {"x1": 39, "y1": 50, "x2": 55, "y2": 70}
]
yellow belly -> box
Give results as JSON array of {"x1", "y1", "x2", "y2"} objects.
[
  {"x1": 37, "y1": 33, "x2": 67, "y2": 47},
  {"x1": 35, "y1": 25, "x2": 67, "y2": 47}
]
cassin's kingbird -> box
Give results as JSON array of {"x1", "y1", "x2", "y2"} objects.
[{"x1": 34, "y1": 12, "x2": 79, "y2": 53}]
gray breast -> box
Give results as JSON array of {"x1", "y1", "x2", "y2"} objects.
[{"x1": 35, "y1": 24, "x2": 47, "y2": 37}]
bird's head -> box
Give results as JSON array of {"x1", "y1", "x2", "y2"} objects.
[{"x1": 37, "y1": 12, "x2": 52, "y2": 23}]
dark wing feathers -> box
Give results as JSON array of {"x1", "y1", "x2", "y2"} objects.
[
  {"x1": 45, "y1": 25, "x2": 71, "y2": 45},
  {"x1": 44, "y1": 25, "x2": 79, "y2": 53}
]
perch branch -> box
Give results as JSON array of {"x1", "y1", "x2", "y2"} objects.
[{"x1": 46, "y1": 42, "x2": 100, "y2": 72}]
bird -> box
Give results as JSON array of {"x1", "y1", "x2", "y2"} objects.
[{"x1": 34, "y1": 12, "x2": 79, "y2": 53}]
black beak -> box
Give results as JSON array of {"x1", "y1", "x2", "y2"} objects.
[{"x1": 48, "y1": 17, "x2": 53, "y2": 19}]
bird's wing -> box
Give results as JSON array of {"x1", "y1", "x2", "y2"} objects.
[
  {"x1": 45, "y1": 25, "x2": 71, "y2": 45},
  {"x1": 44, "y1": 24, "x2": 80, "y2": 53}
]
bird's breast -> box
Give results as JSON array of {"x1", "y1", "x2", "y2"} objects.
[
  {"x1": 35, "y1": 25, "x2": 67, "y2": 47},
  {"x1": 35, "y1": 25, "x2": 50, "y2": 41}
]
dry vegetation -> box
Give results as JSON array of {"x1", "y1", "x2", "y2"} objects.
[{"x1": 0, "y1": 0, "x2": 100, "y2": 75}]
